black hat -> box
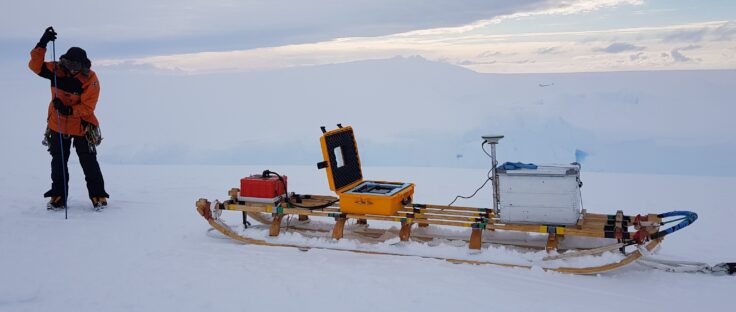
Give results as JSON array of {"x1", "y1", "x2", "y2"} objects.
[{"x1": 60, "y1": 47, "x2": 91, "y2": 69}]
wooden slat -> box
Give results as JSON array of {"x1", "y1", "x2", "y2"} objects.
[
  {"x1": 410, "y1": 204, "x2": 490, "y2": 212},
  {"x1": 223, "y1": 201, "x2": 640, "y2": 240},
  {"x1": 398, "y1": 208, "x2": 487, "y2": 218},
  {"x1": 410, "y1": 213, "x2": 485, "y2": 223}
]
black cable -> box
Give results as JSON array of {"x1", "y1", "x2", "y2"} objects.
[
  {"x1": 263, "y1": 170, "x2": 339, "y2": 210},
  {"x1": 448, "y1": 142, "x2": 494, "y2": 206},
  {"x1": 481, "y1": 140, "x2": 492, "y2": 158}
]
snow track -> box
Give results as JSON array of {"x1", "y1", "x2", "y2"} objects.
[{"x1": 0, "y1": 164, "x2": 733, "y2": 311}]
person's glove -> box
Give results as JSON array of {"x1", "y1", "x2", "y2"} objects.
[
  {"x1": 53, "y1": 98, "x2": 72, "y2": 116},
  {"x1": 37, "y1": 27, "x2": 57, "y2": 48}
]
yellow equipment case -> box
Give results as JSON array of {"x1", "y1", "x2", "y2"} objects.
[{"x1": 318, "y1": 125, "x2": 414, "y2": 216}]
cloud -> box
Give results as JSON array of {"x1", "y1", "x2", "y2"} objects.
[
  {"x1": 458, "y1": 60, "x2": 497, "y2": 66},
  {"x1": 97, "y1": 21, "x2": 735, "y2": 74},
  {"x1": 0, "y1": 1, "x2": 556, "y2": 44},
  {"x1": 629, "y1": 52, "x2": 647, "y2": 61},
  {"x1": 662, "y1": 22, "x2": 736, "y2": 43},
  {"x1": 631, "y1": 8, "x2": 678, "y2": 15},
  {"x1": 671, "y1": 50, "x2": 691, "y2": 62},
  {"x1": 662, "y1": 29, "x2": 708, "y2": 42},
  {"x1": 536, "y1": 47, "x2": 564, "y2": 55},
  {"x1": 713, "y1": 22, "x2": 736, "y2": 40},
  {"x1": 593, "y1": 42, "x2": 645, "y2": 53},
  {"x1": 670, "y1": 45, "x2": 701, "y2": 63},
  {"x1": 3, "y1": 0, "x2": 646, "y2": 58},
  {"x1": 478, "y1": 51, "x2": 504, "y2": 58},
  {"x1": 102, "y1": 22, "x2": 736, "y2": 74},
  {"x1": 407, "y1": 0, "x2": 643, "y2": 37}
]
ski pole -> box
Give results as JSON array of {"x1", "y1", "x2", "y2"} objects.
[{"x1": 51, "y1": 33, "x2": 68, "y2": 219}]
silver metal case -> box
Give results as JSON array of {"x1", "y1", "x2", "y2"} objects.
[{"x1": 498, "y1": 164, "x2": 582, "y2": 225}]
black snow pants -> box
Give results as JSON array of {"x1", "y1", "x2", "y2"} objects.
[{"x1": 43, "y1": 130, "x2": 109, "y2": 204}]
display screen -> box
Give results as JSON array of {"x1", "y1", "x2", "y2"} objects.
[{"x1": 353, "y1": 183, "x2": 401, "y2": 194}]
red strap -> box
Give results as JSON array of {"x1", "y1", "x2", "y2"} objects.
[
  {"x1": 632, "y1": 228, "x2": 649, "y2": 244},
  {"x1": 633, "y1": 214, "x2": 642, "y2": 229}
]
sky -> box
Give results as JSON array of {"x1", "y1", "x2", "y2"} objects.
[
  {"x1": 1, "y1": 0, "x2": 734, "y2": 176},
  {"x1": 2, "y1": 0, "x2": 734, "y2": 74}
]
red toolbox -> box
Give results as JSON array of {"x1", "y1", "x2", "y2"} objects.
[{"x1": 240, "y1": 174, "x2": 287, "y2": 200}]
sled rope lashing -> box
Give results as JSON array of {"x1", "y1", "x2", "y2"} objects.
[{"x1": 631, "y1": 211, "x2": 697, "y2": 244}]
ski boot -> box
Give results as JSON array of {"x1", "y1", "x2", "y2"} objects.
[
  {"x1": 47, "y1": 196, "x2": 66, "y2": 211},
  {"x1": 91, "y1": 197, "x2": 108, "y2": 212}
]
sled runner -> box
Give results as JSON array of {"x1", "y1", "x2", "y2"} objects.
[{"x1": 196, "y1": 125, "x2": 702, "y2": 274}]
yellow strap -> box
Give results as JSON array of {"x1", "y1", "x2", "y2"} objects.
[{"x1": 539, "y1": 225, "x2": 565, "y2": 235}]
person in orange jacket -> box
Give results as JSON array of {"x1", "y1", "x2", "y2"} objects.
[{"x1": 29, "y1": 27, "x2": 109, "y2": 211}]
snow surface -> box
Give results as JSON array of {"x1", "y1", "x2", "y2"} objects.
[{"x1": 1, "y1": 163, "x2": 734, "y2": 311}]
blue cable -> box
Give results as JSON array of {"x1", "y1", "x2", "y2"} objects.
[{"x1": 649, "y1": 211, "x2": 698, "y2": 240}]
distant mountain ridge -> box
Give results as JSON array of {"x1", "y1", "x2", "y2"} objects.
[{"x1": 4, "y1": 56, "x2": 735, "y2": 175}]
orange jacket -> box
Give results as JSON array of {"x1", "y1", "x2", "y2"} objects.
[{"x1": 29, "y1": 47, "x2": 100, "y2": 136}]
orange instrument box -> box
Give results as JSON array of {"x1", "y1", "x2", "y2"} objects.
[{"x1": 318, "y1": 126, "x2": 414, "y2": 216}]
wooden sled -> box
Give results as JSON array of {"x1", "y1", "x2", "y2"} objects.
[
  {"x1": 195, "y1": 125, "x2": 697, "y2": 274},
  {"x1": 196, "y1": 197, "x2": 674, "y2": 274}
]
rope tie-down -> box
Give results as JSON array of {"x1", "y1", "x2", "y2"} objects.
[{"x1": 632, "y1": 211, "x2": 698, "y2": 244}]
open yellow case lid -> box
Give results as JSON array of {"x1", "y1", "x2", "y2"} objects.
[{"x1": 317, "y1": 125, "x2": 363, "y2": 193}]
